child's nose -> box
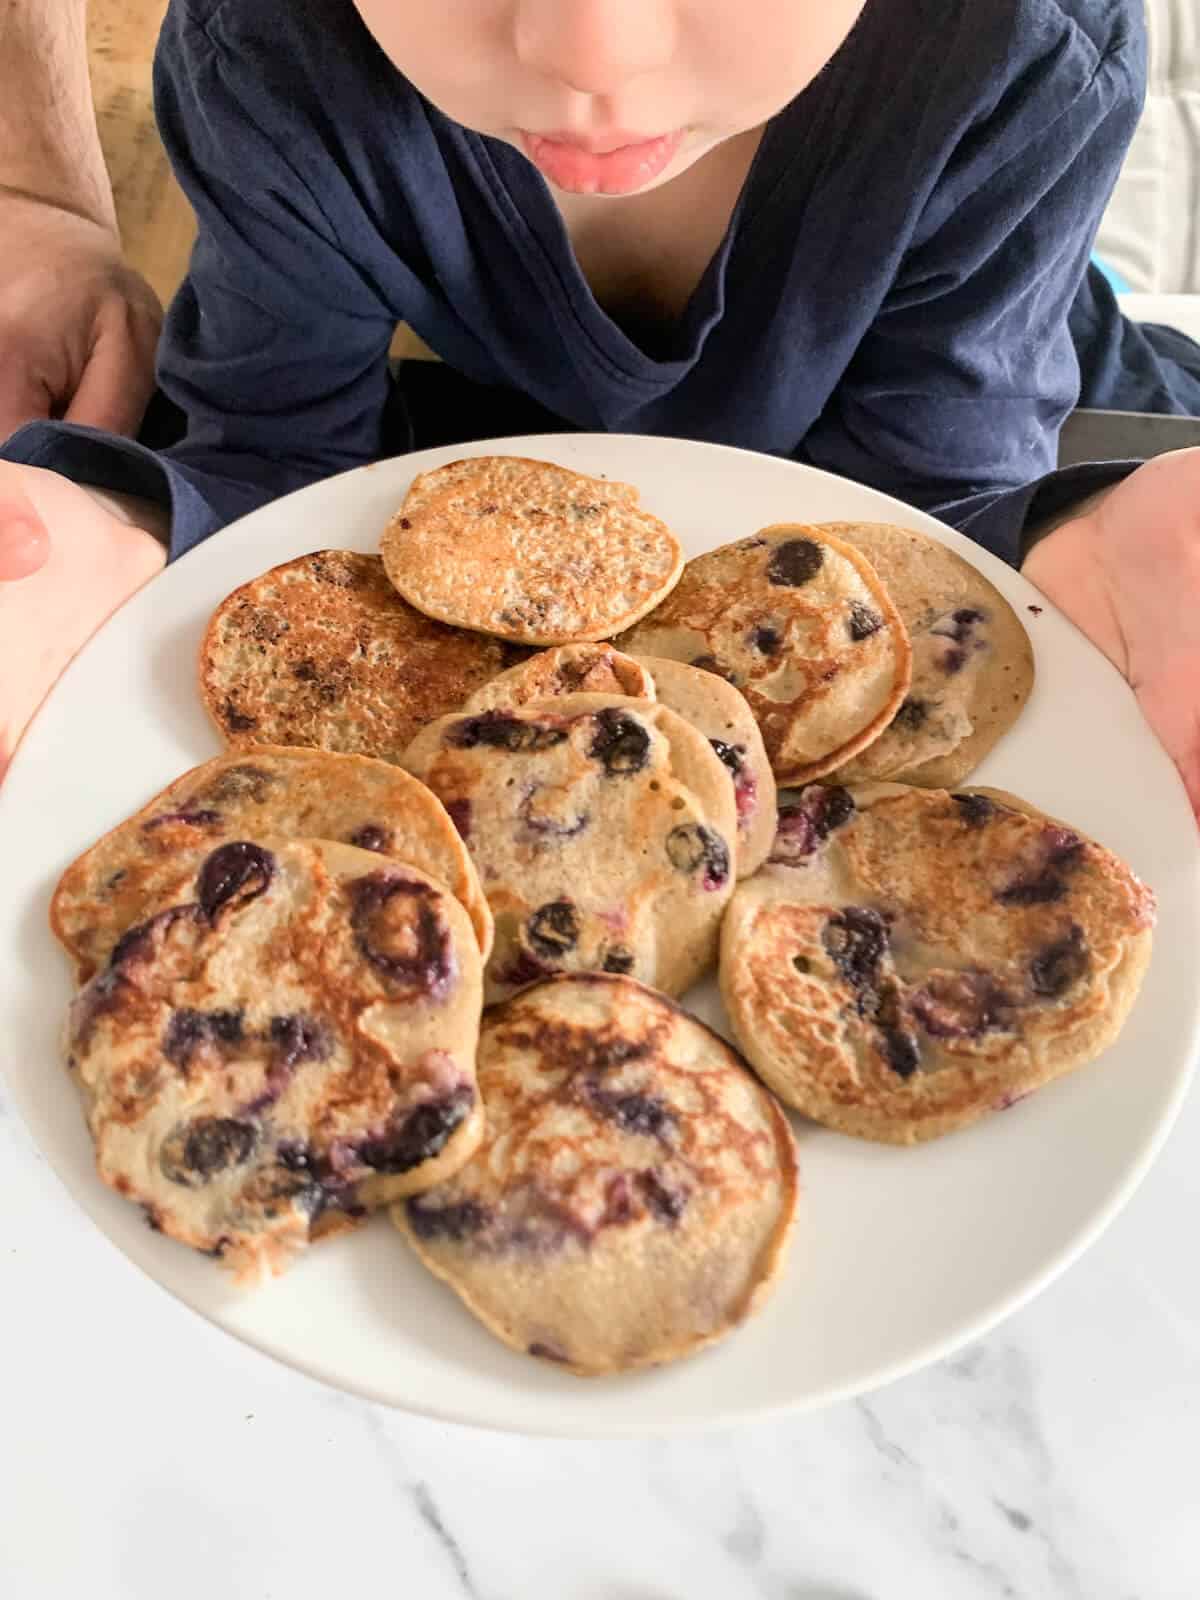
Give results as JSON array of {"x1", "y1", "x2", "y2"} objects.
[{"x1": 513, "y1": 0, "x2": 677, "y2": 96}]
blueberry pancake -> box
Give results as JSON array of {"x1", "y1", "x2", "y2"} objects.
[
  {"x1": 721, "y1": 784, "x2": 1155, "y2": 1143},
  {"x1": 394, "y1": 974, "x2": 798, "y2": 1376},
  {"x1": 402, "y1": 696, "x2": 737, "y2": 1003},
  {"x1": 818, "y1": 523, "x2": 1034, "y2": 788},
  {"x1": 631, "y1": 656, "x2": 776, "y2": 879},
  {"x1": 66, "y1": 840, "x2": 485, "y2": 1281},
  {"x1": 200, "y1": 550, "x2": 515, "y2": 764},
  {"x1": 461, "y1": 643, "x2": 656, "y2": 714},
  {"x1": 381, "y1": 456, "x2": 684, "y2": 645},
  {"x1": 52, "y1": 746, "x2": 493, "y2": 981},
  {"x1": 617, "y1": 524, "x2": 912, "y2": 783}
]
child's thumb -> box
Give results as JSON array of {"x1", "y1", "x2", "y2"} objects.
[{"x1": 0, "y1": 500, "x2": 50, "y2": 580}]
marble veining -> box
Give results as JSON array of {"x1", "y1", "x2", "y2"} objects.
[{"x1": 2, "y1": 1063, "x2": 1197, "y2": 1597}]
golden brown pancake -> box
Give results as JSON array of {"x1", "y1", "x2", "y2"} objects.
[
  {"x1": 818, "y1": 523, "x2": 1034, "y2": 787},
  {"x1": 66, "y1": 841, "x2": 484, "y2": 1281},
  {"x1": 633, "y1": 655, "x2": 777, "y2": 879},
  {"x1": 199, "y1": 550, "x2": 514, "y2": 764},
  {"x1": 52, "y1": 746, "x2": 493, "y2": 981},
  {"x1": 381, "y1": 456, "x2": 684, "y2": 644},
  {"x1": 721, "y1": 783, "x2": 1155, "y2": 1143},
  {"x1": 461, "y1": 643, "x2": 656, "y2": 713},
  {"x1": 395, "y1": 974, "x2": 798, "y2": 1375},
  {"x1": 403, "y1": 696, "x2": 736, "y2": 1003},
  {"x1": 617, "y1": 524, "x2": 911, "y2": 783}
]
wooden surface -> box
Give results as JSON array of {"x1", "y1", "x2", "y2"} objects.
[
  {"x1": 88, "y1": 0, "x2": 194, "y2": 307},
  {"x1": 86, "y1": 0, "x2": 428, "y2": 356}
]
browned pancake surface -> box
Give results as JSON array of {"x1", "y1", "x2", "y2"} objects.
[
  {"x1": 67, "y1": 842, "x2": 484, "y2": 1281},
  {"x1": 721, "y1": 784, "x2": 1155, "y2": 1143},
  {"x1": 381, "y1": 457, "x2": 684, "y2": 644},
  {"x1": 200, "y1": 550, "x2": 513, "y2": 762},
  {"x1": 395, "y1": 974, "x2": 798, "y2": 1375}
]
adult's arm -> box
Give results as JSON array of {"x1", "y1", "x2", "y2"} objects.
[{"x1": 0, "y1": 0, "x2": 161, "y2": 440}]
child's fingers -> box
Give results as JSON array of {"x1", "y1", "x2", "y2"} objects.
[
  {"x1": 0, "y1": 468, "x2": 50, "y2": 579},
  {"x1": 0, "y1": 517, "x2": 50, "y2": 580}
]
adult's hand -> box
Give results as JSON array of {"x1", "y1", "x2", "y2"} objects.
[{"x1": 0, "y1": 190, "x2": 162, "y2": 444}]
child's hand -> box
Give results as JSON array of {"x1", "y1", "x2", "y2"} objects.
[
  {"x1": 0, "y1": 193, "x2": 162, "y2": 442},
  {"x1": 1022, "y1": 448, "x2": 1200, "y2": 818},
  {"x1": 0, "y1": 462, "x2": 166, "y2": 782}
]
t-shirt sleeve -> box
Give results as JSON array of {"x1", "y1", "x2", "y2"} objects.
[
  {"x1": 1, "y1": 4, "x2": 399, "y2": 559},
  {"x1": 796, "y1": 21, "x2": 1146, "y2": 566}
]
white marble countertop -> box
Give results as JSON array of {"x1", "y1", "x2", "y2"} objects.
[{"x1": 2, "y1": 1046, "x2": 1197, "y2": 1599}]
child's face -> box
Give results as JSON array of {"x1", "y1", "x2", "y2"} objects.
[{"x1": 353, "y1": 0, "x2": 868, "y2": 196}]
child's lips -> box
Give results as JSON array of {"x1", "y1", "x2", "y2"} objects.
[{"x1": 521, "y1": 130, "x2": 685, "y2": 195}]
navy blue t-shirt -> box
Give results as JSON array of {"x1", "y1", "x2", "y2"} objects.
[{"x1": 2, "y1": 0, "x2": 1161, "y2": 564}]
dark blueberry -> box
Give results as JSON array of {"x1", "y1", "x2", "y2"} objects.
[
  {"x1": 709, "y1": 739, "x2": 745, "y2": 777},
  {"x1": 666, "y1": 824, "x2": 731, "y2": 890},
  {"x1": 526, "y1": 900, "x2": 580, "y2": 959},
  {"x1": 750, "y1": 625, "x2": 782, "y2": 654},
  {"x1": 406, "y1": 1196, "x2": 491, "y2": 1242},
  {"x1": 528, "y1": 1341, "x2": 569, "y2": 1363},
  {"x1": 690, "y1": 654, "x2": 734, "y2": 681},
  {"x1": 447, "y1": 711, "x2": 566, "y2": 753},
  {"x1": 291, "y1": 658, "x2": 318, "y2": 682},
  {"x1": 444, "y1": 798, "x2": 472, "y2": 841},
  {"x1": 998, "y1": 875, "x2": 1067, "y2": 907},
  {"x1": 357, "y1": 1087, "x2": 473, "y2": 1174},
  {"x1": 602, "y1": 946, "x2": 636, "y2": 975},
  {"x1": 350, "y1": 872, "x2": 454, "y2": 997},
  {"x1": 911, "y1": 971, "x2": 1012, "y2": 1038},
  {"x1": 952, "y1": 793, "x2": 997, "y2": 828},
  {"x1": 767, "y1": 537, "x2": 824, "y2": 588},
  {"x1": 349, "y1": 823, "x2": 391, "y2": 853},
  {"x1": 638, "y1": 1170, "x2": 687, "y2": 1224},
  {"x1": 931, "y1": 607, "x2": 987, "y2": 646},
  {"x1": 941, "y1": 647, "x2": 967, "y2": 675},
  {"x1": 792, "y1": 953, "x2": 812, "y2": 974},
  {"x1": 878, "y1": 1024, "x2": 921, "y2": 1078},
  {"x1": 893, "y1": 698, "x2": 928, "y2": 731},
  {"x1": 589, "y1": 708, "x2": 651, "y2": 775},
  {"x1": 871, "y1": 979, "x2": 922, "y2": 1077},
  {"x1": 494, "y1": 948, "x2": 552, "y2": 990},
  {"x1": 848, "y1": 601, "x2": 884, "y2": 641},
  {"x1": 997, "y1": 836, "x2": 1082, "y2": 907},
  {"x1": 592, "y1": 1089, "x2": 675, "y2": 1139},
  {"x1": 143, "y1": 808, "x2": 222, "y2": 832},
  {"x1": 162, "y1": 1007, "x2": 244, "y2": 1068},
  {"x1": 196, "y1": 842, "x2": 275, "y2": 921},
  {"x1": 223, "y1": 700, "x2": 258, "y2": 732},
  {"x1": 822, "y1": 907, "x2": 888, "y2": 992},
  {"x1": 770, "y1": 785, "x2": 856, "y2": 865},
  {"x1": 398, "y1": 517, "x2": 412, "y2": 530},
  {"x1": 269, "y1": 1012, "x2": 333, "y2": 1067},
  {"x1": 109, "y1": 904, "x2": 199, "y2": 971},
  {"x1": 161, "y1": 1117, "x2": 258, "y2": 1186},
  {"x1": 1030, "y1": 925, "x2": 1090, "y2": 998}
]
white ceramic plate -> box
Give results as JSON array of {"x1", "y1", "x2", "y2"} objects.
[{"x1": 3, "y1": 435, "x2": 1197, "y2": 1435}]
